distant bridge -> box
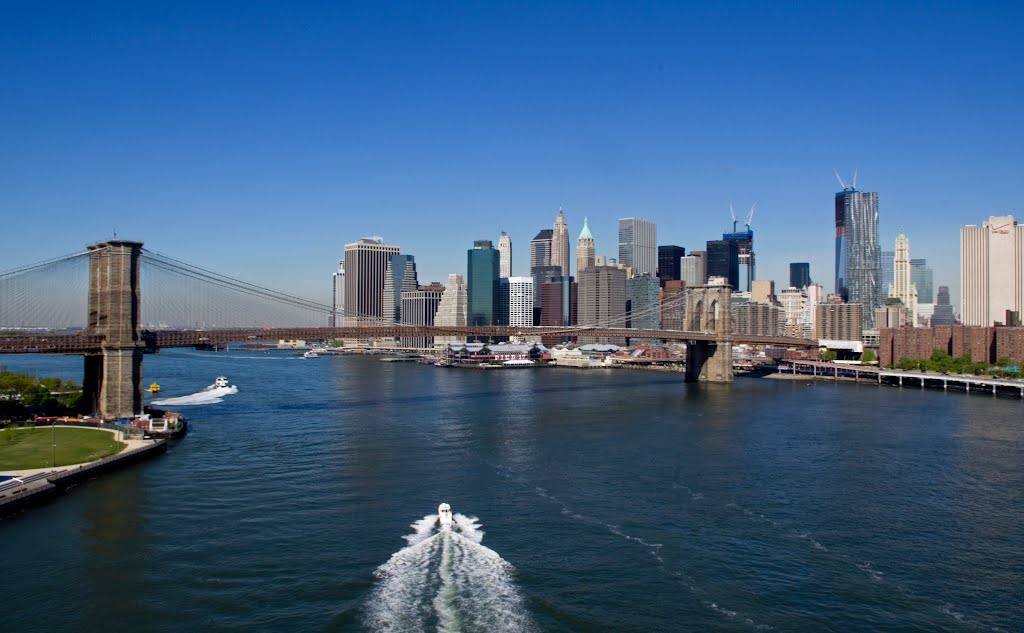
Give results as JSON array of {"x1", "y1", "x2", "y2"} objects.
[{"x1": 1, "y1": 240, "x2": 817, "y2": 419}]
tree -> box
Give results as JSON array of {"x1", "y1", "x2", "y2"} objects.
[
  {"x1": 861, "y1": 349, "x2": 876, "y2": 363},
  {"x1": 897, "y1": 357, "x2": 917, "y2": 371}
]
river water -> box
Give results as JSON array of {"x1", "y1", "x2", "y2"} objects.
[{"x1": 1, "y1": 349, "x2": 1021, "y2": 632}]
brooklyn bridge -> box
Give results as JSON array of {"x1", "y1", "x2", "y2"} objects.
[{"x1": 1, "y1": 240, "x2": 816, "y2": 419}]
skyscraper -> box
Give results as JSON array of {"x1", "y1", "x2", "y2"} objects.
[
  {"x1": 931, "y1": 286, "x2": 955, "y2": 326},
  {"x1": 910, "y1": 259, "x2": 934, "y2": 303},
  {"x1": 618, "y1": 218, "x2": 657, "y2": 276},
  {"x1": 960, "y1": 215, "x2": 1024, "y2": 326},
  {"x1": 881, "y1": 250, "x2": 895, "y2": 297},
  {"x1": 706, "y1": 240, "x2": 739, "y2": 290},
  {"x1": 343, "y1": 237, "x2": 400, "y2": 326},
  {"x1": 467, "y1": 240, "x2": 500, "y2": 326},
  {"x1": 433, "y1": 273, "x2": 467, "y2": 346},
  {"x1": 499, "y1": 276, "x2": 534, "y2": 327},
  {"x1": 578, "y1": 265, "x2": 627, "y2": 344},
  {"x1": 540, "y1": 275, "x2": 577, "y2": 347},
  {"x1": 530, "y1": 229, "x2": 553, "y2": 269},
  {"x1": 550, "y1": 208, "x2": 570, "y2": 277},
  {"x1": 657, "y1": 245, "x2": 685, "y2": 287},
  {"x1": 889, "y1": 229, "x2": 918, "y2": 326},
  {"x1": 382, "y1": 254, "x2": 417, "y2": 324},
  {"x1": 789, "y1": 262, "x2": 811, "y2": 289},
  {"x1": 330, "y1": 260, "x2": 344, "y2": 327},
  {"x1": 401, "y1": 283, "x2": 444, "y2": 348},
  {"x1": 498, "y1": 232, "x2": 512, "y2": 278},
  {"x1": 835, "y1": 182, "x2": 881, "y2": 329},
  {"x1": 681, "y1": 252, "x2": 707, "y2": 287},
  {"x1": 576, "y1": 217, "x2": 595, "y2": 275},
  {"x1": 626, "y1": 274, "x2": 661, "y2": 331}
]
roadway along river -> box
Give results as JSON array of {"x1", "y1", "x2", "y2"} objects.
[{"x1": 2, "y1": 348, "x2": 1022, "y2": 632}]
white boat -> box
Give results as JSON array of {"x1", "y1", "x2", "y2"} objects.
[
  {"x1": 214, "y1": 376, "x2": 230, "y2": 388},
  {"x1": 438, "y1": 503, "x2": 453, "y2": 529},
  {"x1": 303, "y1": 350, "x2": 319, "y2": 358}
]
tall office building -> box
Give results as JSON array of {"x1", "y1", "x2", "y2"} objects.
[
  {"x1": 618, "y1": 218, "x2": 657, "y2": 276},
  {"x1": 910, "y1": 259, "x2": 934, "y2": 303},
  {"x1": 576, "y1": 217, "x2": 596, "y2": 274},
  {"x1": 657, "y1": 245, "x2": 686, "y2": 287},
  {"x1": 681, "y1": 252, "x2": 707, "y2": 287},
  {"x1": 499, "y1": 276, "x2": 534, "y2": 327},
  {"x1": 626, "y1": 275, "x2": 661, "y2": 333},
  {"x1": 467, "y1": 240, "x2": 500, "y2": 326},
  {"x1": 540, "y1": 276, "x2": 577, "y2": 346},
  {"x1": 433, "y1": 274, "x2": 467, "y2": 346},
  {"x1": 401, "y1": 283, "x2": 445, "y2": 348},
  {"x1": 881, "y1": 250, "x2": 895, "y2": 298},
  {"x1": 578, "y1": 266, "x2": 627, "y2": 344},
  {"x1": 789, "y1": 262, "x2": 811, "y2": 289},
  {"x1": 498, "y1": 232, "x2": 512, "y2": 278},
  {"x1": 960, "y1": 215, "x2": 1024, "y2": 326},
  {"x1": 330, "y1": 260, "x2": 345, "y2": 327},
  {"x1": 550, "y1": 208, "x2": 571, "y2": 277},
  {"x1": 835, "y1": 183, "x2": 881, "y2": 329},
  {"x1": 343, "y1": 237, "x2": 400, "y2": 326},
  {"x1": 931, "y1": 286, "x2": 955, "y2": 326},
  {"x1": 530, "y1": 229, "x2": 553, "y2": 269},
  {"x1": 706, "y1": 240, "x2": 739, "y2": 289},
  {"x1": 661, "y1": 280, "x2": 687, "y2": 331},
  {"x1": 723, "y1": 224, "x2": 755, "y2": 292},
  {"x1": 382, "y1": 254, "x2": 418, "y2": 324},
  {"x1": 889, "y1": 229, "x2": 918, "y2": 326},
  {"x1": 530, "y1": 228, "x2": 554, "y2": 316},
  {"x1": 779, "y1": 287, "x2": 807, "y2": 337}
]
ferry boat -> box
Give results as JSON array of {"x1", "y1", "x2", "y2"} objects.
[
  {"x1": 134, "y1": 410, "x2": 188, "y2": 438},
  {"x1": 148, "y1": 383, "x2": 161, "y2": 393}
]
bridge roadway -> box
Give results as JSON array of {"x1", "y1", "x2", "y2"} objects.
[{"x1": 0, "y1": 327, "x2": 817, "y2": 354}]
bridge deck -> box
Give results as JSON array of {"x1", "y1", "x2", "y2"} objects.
[{"x1": 0, "y1": 327, "x2": 817, "y2": 354}]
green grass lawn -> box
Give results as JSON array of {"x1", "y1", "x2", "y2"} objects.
[{"x1": 0, "y1": 427, "x2": 127, "y2": 470}]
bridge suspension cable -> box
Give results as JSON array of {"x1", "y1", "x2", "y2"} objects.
[{"x1": 0, "y1": 250, "x2": 90, "y2": 329}]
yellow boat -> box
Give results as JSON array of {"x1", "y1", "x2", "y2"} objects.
[{"x1": 148, "y1": 383, "x2": 161, "y2": 393}]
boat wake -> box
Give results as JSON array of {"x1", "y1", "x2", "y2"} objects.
[
  {"x1": 151, "y1": 383, "x2": 239, "y2": 407},
  {"x1": 365, "y1": 512, "x2": 535, "y2": 633}
]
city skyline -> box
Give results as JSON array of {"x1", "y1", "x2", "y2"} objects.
[{"x1": 2, "y1": 3, "x2": 1022, "y2": 307}]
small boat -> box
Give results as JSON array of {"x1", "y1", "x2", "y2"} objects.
[
  {"x1": 303, "y1": 350, "x2": 319, "y2": 359},
  {"x1": 437, "y1": 503, "x2": 453, "y2": 529},
  {"x1": 214, "y1": 376, "x2": 230, "y2": 388},
  {"x1": 148, "y1": 383, "x2": 161, "y2": 393}
]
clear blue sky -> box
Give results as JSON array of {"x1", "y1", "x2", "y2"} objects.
[{"x1": 2, "y1": 1, "x2": 1021, "y2": 305}]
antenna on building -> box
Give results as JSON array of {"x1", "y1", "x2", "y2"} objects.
[{"x1": 745, "y1": 202, "x2": 757, "y2": 229}]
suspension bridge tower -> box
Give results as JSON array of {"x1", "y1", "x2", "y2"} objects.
[
  {"x1": 684, "y1": 284, "x2": 733, "y2": 383},
  {"x1": 82, "y1": 240, "x2": 145, "y2": 419}
]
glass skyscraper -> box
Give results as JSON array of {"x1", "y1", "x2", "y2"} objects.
[
  {"x1": 467, "y1": 240, "x2": 499, "y2": 326},
  {"x1": 618, "y1": 218, "x2": 657, "y2": 276},
  {"x1": 706, "y1": 240, "x2": 739, "y2": 290},
  {"x1": 835, "y1": 186, "x2": 882, "y2": 329}
]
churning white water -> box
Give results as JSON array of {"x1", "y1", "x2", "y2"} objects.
[
  {"x1": 366, "y1": 513, "x2": 535, "y2": 633},
  {"x1": 151, "y1": 383, "x2": 238, "y2": 406}
]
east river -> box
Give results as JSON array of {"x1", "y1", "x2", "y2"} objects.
[{"x1": 1, "y1": 349, "x2": 1022, "y2": 632}]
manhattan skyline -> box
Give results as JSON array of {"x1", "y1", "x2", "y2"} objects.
[{"x1": 2, "y1": 2, "x2": 1022, "y2": 305}]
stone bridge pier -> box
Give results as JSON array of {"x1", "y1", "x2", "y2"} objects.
[
  {"x1": 684, "y1": 284, "x2": 733, "y2": 383},
  {"x1": 82, "y1": 240, "x2": 145, "y2": 419}
]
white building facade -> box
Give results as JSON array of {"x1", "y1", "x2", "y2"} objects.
[
  {"x1": 888, "y1": 229, "x2": 918, "y2": 325},
  {"x1": 433, "y1": 273, "x2": 468, "y2": 346},
  {"x1": 960, "y1": 215, "x2": 1024, "y2": 326},
  {"x1": 498, "y1": 232, "x2": 512, "y2": 278},
  {"x1": 618, "y1": 217, "x2": 657, "y2": 277}
]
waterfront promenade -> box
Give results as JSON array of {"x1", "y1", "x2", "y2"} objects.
[{"x1": 781, "y1": 360, "x2": 1024, "y2": 398}]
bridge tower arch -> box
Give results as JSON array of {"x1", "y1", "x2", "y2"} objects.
[
  {"x1": 82, "y1": 240, "x2": 145, "y2": 419},
  {"x1": 684, "y1": 284, "x2": 733, "y2": 383}
]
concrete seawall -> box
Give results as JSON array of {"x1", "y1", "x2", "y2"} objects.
[{"x1": 0, "y1": 439, "x2": 167, "y2": 519}]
